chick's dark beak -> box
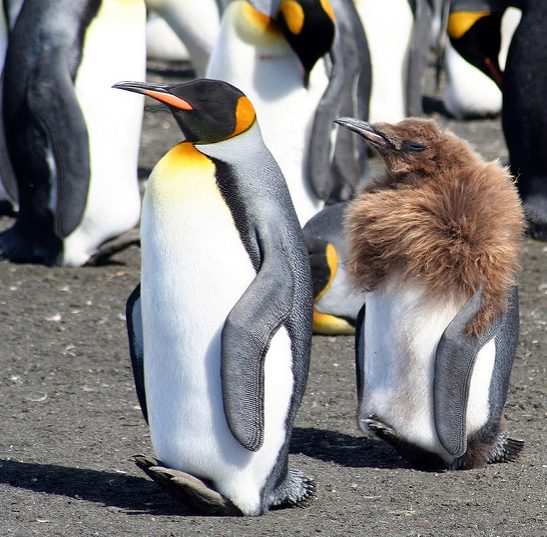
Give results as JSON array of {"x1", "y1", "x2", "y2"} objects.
[{"x1": 335, "y1": 117, "x2": 390, "y2": 148}]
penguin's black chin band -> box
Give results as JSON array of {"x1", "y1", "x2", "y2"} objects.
[{"x1": 334, "y1": 117, "x2": 390, "y2": 148}]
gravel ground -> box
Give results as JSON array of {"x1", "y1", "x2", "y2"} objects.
[{"x1": 0, "y1": 62, "x2": 545, "y2": 537}]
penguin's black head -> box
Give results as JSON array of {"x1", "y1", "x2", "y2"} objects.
[
  {"x1": 447, "y1": 8, "x2": 503, "y2": 87},
  {"x1": 248, "y1": 0, "x2": 335, "y2": 82},
  {"x1": 113, "y1": 79, "x2": 257, "y2": 144},
  {"x1": 335, "y1": 116, "x2": 464, "y2": 180}
]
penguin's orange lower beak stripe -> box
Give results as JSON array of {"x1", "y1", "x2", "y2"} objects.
[{"x1": 144, "y1": 90, "x2": 193, "y2": 110}]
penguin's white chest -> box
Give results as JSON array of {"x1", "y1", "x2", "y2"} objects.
[
  {"x1": 359, "y1": 279, "x2": 495, "y2": 459},
  {"x1": 140, "y1": 143, "x2": 294, "y2": 514},
  {"x1": 63, "y1": 0, "x2": 146, "y2": 266}
]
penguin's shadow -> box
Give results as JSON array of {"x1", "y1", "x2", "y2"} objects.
[
  {"x1": 291, "y1": 427, "x2": 411, "y2": 470},
  {"x1": 0, "y1": 459, "x2": 200, "y2": 516}
]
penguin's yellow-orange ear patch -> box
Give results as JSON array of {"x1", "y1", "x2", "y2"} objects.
[
  {"x1": 447, "y1": 11, "x2": 489, "y2": 39},
  {"x1": 144, "y1": 90, "x2": 193, "y2": 110},
  {"x1": 278, "y1": 0, "x2": 305, "y2": 35},
  {"x1": 231, "y1": 96, "x2": 256, "y2": 137},
  {"x1": 320, "y1": 0, "x2": 335, "y2": 23}
]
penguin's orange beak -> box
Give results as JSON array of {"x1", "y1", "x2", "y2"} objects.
[{"x1": 113, "y1": 81, "x2": 193, "y2": 110}]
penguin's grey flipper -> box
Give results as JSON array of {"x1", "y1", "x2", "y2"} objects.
[
  {"x1": 126, "y1": 284, "x2": 148, "y2": 423},
  {"x1": 406, "y1": 0, "x2": 433, "y2": 116},
  {"x1": 268, "y1": 468, "x2": 316, "y2": 509},
  {"x1": 27, "y1": 50, "x2": 90, "y2": 238},
  {"x1": 308, "y1": 0, "x2": 371, "y2": 202},
  {"x1": 133, "y1": 454, "x2": 242, "y2": 516},
  {"x1": 354, "y1": 301, "x2": 366, "y2": 402},
  {"x1": 434, "y1": 287, "x2": 517, "y2": 458},
  {"x1": 221, "y1": 236, "x2": 295, "y2": 452}
]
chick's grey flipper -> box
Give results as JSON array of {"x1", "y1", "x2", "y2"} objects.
[
  {"x1": 221, "y1": 229, "x2": 294, "y2": 452},
  {"x1": 434, "y1": 286, "x2": 518, "y2": 458},
  {"x1": 27, "y1": 50, "x2": 90, "y2": 238},
  {"x1": 308, "y1": 0, "x2": 371, "y2": 202},
  {"x1": 126, "y1": 284, "x2": 147, "y2": 423}
]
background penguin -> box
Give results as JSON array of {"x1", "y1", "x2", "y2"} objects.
[
  {"x1": 116, "y1": 78, "x2": 315, "y2": 515},
  {"x1": 354, "y1": 0, "x2": 433, "y2": 122},
  {"x1": 336, "y1": 116, "x2": 525, "y2": 469},
  {"x1": 144, "y1": 0, "x2": 221, "y2": 76},
  {"x1": 207, "y1": 0, "x2": 370, "y2": 225},
  {"x1": 502, "y1": 0, "x2": 547, "y2": 241},
  {"x1": 442, "y1": 0, "x2": 520, "y2": 119},
  {"x1": 303, "y1": 202, "x2": 366, "y2": 335},
  {"x1": 0, "y1": 0, "x2": 146, "y2": 266}
]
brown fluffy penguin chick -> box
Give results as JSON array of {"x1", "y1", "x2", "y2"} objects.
[{"x1": 336, "y1": 117, "x2": 525, "y2": 336}]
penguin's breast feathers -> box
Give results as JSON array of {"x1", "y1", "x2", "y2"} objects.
[{"x1": 146, "y1": 143, "x2": 222, "y2": 207}]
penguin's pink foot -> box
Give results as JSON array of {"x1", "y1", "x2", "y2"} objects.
[{"x1": 133, "y1": 454, "x2": 242, "y2": 516}]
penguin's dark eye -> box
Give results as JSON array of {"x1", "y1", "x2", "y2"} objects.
[{"x1": 401, "y1": 141, "x2": 426, "y2": 153}]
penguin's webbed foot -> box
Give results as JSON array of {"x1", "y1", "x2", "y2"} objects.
[
  {"x1": 0, "y1": 225, "x2": 61, "y2": 265},
  {"x1": 133, "y1": 454, "x2": 242, "y2": 516},
  {"x1": 86, "y1": 228, "x2": 140, "y2": 265},
  {"x1": 268, "y1": 467, "x2": 316, "y2": 510},
  {"x1": 523, "y1": 199, "x2": 547, "y2": 241},
  {"x1": 363, "y1": 418, "x2": 447, "y2": 470}
]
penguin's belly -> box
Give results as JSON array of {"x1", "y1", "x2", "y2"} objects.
[
  {"x1": 354, "y1": 0, "x2": 413, "y2": 122},
  {"x1": 63, "y1": 0, "x2": 146, "y2": 266},
  {"x1": 206, "y1": 0, "x2": 325, "y2": 225},
  {"x1": 140, "y1": 144, "x2": 294, "y2": 514},
  {"x1": 443, "y1": 41, "x2": 502, "y2": 120},
  {"x1": 360, "y1": 281, "x2": 495, "y2": 458}
]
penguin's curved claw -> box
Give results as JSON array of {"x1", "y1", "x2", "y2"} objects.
[
  {"x1": 487, "y1": 433, "x2": 525, "y2": 464},
  {"x1": 132, "y1": 454, "x2": 242, "y2": 516},
  {"x1": 269, "y1": 468, "x2": 316, "y2": 510}
]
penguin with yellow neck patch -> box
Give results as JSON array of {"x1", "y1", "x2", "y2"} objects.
[
  {"x1": 207, "y1": 0, "x2": 371, "y2": 224},
  {"x1": 115, "y1": 78, "x2": 314, "y2": 516}
]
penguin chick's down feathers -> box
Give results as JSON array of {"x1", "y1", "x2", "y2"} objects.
[{"x1": 339, "y1": 117, "x2": 525, "y2": 337}]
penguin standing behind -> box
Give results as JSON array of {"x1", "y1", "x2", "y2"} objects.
[
  {"x1": 207, "y1": 0, "x2": 370, "y2": 225},
  {"x1": 337, "y1": 116, "x2": 525, "y2": 469},
  {"x1": 354, "y1": 0, "x2": 432, "y2": 122},
  {"x1": 303, "y1": 202, "x2": 366, "y2": 335},
  {"x1": 502, "y1": 0, "x2": 547, "y2": 241},
  {"x1": 116, "y1": 78, "x2": 315, "y2": 515},
  {"x1": 0, "y1": 0, "x2": 146, "y2": 266},
  {"x1": 144, "y1": 0, "x2": 221, "y2": 76},
  {"x1": 442, "y1": 0, "x2": 520, "y2": 119}
]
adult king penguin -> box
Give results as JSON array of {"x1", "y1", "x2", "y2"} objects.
[
  {"x1": 337, "y1": 116, "x2": 525, "y2": 469},
  {"x1": 0, "y1": 0, "x2": 146, "y2": 266},
  {"x1": 442, "y1": 0, "x2": 520, "y2": 119},
  {"x1": 503, "y1": 0, "x2": 547, "y2": 241},
  {"x1": 207, "y1": 0, "x2": 370, "y2": 225},
  {"x1": 115, "y1": 78, "x2": 315, "y2": 515},
  {"x1": 303, "y1": 202, "x2": 366, "y2": 335}
]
